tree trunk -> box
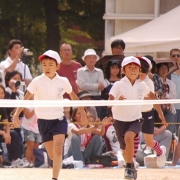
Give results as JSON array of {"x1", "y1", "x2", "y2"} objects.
[{"x1": 44, "y1": 0, "x2": 60, "y2": 52}]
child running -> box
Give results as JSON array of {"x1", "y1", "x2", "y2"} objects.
[
  {"x1": 109, "y1": 56, "x2": 167, "y2": 179},
  {"x1": 12, "y1": 50, "x2": 82, "y2": 180},
  {"x1": 137, "y1": 56, "x2": 167, "y2": 167}
]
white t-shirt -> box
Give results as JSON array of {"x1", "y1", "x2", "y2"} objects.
[
  {"x1": 140, "y1": 75, "x2": 154, "y2": 112},
  {"x1": 0, "y1": 57, "x2": 32, "y2": 80},
  {"x1": 27, "y1": 73, "x2": 72, "y2": 120},
  {"x1": 64, "y1": 123, "x2": 90, "y2": 156},
  {"x1": 22, "y1": 107, "x2": 39, "y2": 134},
  {"x1": 105, "y1": 125, "x2": 121, "y2": 153},
  {"x1": 109, "y1": 76, "x2": 150, "y2": 122}
]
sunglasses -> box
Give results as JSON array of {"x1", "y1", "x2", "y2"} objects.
[{"x1": 171, "y1": 54, "x2": 180, "y2": 58}]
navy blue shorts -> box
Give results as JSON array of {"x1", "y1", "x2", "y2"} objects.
[
  {"x1": 38, "y1": 116, "x2": 68, "y2": 143},
  {"x1": 113, "y1": 119, "x2": 143, "y2": 150},
  {"x1": 141, "y1": 109, "x2": 155, "y2": 134}
]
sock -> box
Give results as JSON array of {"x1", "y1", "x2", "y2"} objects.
[
  {"x1": 52, "y1": 178, "x2": 57, "y2": 180},
  {"x1": 133, "y1": 135, "x2": 140, "y2": 159},
  {"x1": 152, "y1": 141, "x2": 162, "y2": 156},
  {"x1": 126, "y1": 163, "x2": 132, "y2": 168}
]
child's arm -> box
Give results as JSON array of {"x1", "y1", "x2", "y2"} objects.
[
  {"x1": 69, "y1": 91, "x2": 79, "y2": 100},
  {"x1": 23, "y1": 108, "x2": 35, "y2": 119},
  {"x1": 148, "y1": 91, "x2": 168, "y2": 126},
  {"x1": 13, "y1": 91, "x2": 33, "y2": 128}
]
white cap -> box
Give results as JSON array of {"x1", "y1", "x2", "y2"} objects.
[
  {"x1": 142, "y1": 56, "x2": 152, "y2": 70},
  {"x1": 121, "y1": 56, "x2": 141, "y2": 68},
  {"x1": 82, "y1": 49, "x2": 100, "y2": 61},
  {"x1": 38, "y1": 50, "x2": 61, "y2": 64}
]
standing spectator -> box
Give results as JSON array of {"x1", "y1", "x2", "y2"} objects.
[
  {"x1": 157, "y1": 63, "x2": 177, "y2": 133},
  {"x1": 0, "y1": 39, "x2": 32, "y2": 87},
  {"x1": 111, "y1": 39, "x2": 126, "y2": 55},
  {"x1": 170, "y1": 48, "x2": 180, "y2": 135},
  {"x1": 22, "y1": 94, "x2": 41, "y2": 166},
  {"x1": 77, "y1": 49, "x2": 107, "y2": 120},
  {"x1": 57, "y1": 43, "x2": 82, "y2": 99},
  {"x1": 144, "y1": 55, "x2": 164, "y2": 97},
  {"x1": 102, "y1": 59, "x2": 121, "y2": 100}
]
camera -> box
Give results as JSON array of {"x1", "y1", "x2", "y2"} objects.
[
  {"x1": 21, "y1": 48, "x2": 33, "y2": 64},
  {"x1": 12, "y1": 80, "x2": 25, "y2": 88}
]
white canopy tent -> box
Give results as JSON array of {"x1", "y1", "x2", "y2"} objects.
[{"x1": 105, "y1": 6, "x2": 180, "y2": 54}]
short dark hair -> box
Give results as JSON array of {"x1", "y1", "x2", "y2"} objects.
[
  {"x1": 7, "y1": 39, "x2": 23, "y2": 50},
  {"x1": 170, "y1": 48, "x2": 180, "y2": 56},
  {"x1": 144, "y1": 55, "x2": 157, "y2": 74},
  {"x1": 5, "y1": 70, "x2": 22, "y2": 87},
  {"x1": 105, "y1": 59, "x2": 120, "y2": 79},
  {"x1": 111, "y1": 39, "x2": 126, "y2": 50},
  {"x1": 157, "y1": 63, "x2": 169, "y2": 72}
]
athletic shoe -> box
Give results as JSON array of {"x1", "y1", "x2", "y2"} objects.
[
  {"x1": 133, "y1": 158, "x2": 139, "y2": 169},
  {"x1": 124, "y1": 167, "x2": 137, "y2": 179},
  {"x1": 28, "y1": 162, "x2": 34, "y2": 168},
  {"x1": 157, "y1": 145, "x2": 166, "y2": 168},
  {"x1": 11, "y1": 158, "x2": 30, "y2": 168}
]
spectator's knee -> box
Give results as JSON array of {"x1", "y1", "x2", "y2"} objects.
[{"x1": 71, "y1": 134, "x2": 81, "y2": 144}]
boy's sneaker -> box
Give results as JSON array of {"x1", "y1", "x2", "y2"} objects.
[
  {"x1": 133, "y1": 159, "x2": 139, "y2": 169},
  {"x1": 157, "y1": 145, "x2": 166, "y2": 168},
  {"x1": 124, "y1": 167, "x2": 137, "y2": 179},
  {"x1": 11, "y1": 158, "x2": 30, "y2": 168}
]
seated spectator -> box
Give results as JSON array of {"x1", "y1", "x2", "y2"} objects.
[
  {"x1": 77, "y1": 49, "x2": 107, "y2": 120},
  {"x1": 0, "y1": 85, "x2": 11, "y2": 167},
  {"x1": 64, "y1": 107, "x2": 110, "y2": 163},
  {"x1": 0, "y1": 84, "x2": 29, "y2": 168},
  {"x1": 157, "y1": 63, "x2": 177, "y2": 134},
  {"x1": 77, "y1": 91, "x2": 98, "y2": 120},
  {"x1": 22, "y1": 93, "x2": 41, "y2": 167}
]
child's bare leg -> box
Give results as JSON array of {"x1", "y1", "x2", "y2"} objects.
[
  {"x1": 25, "y1": 141, "x2": 35, "y2": 163},
  {"x1": 32, "y1": 142, "x2": 39, "y2": 163},
  {"x1": 53, "y1": 134, "x2": 65, "y2": 179},
  {"x1": 124, "y1": 131, "x2": 136, "y2": 163},
  {"x1": 44, "y1": 134, "x2": 65, "y2": 179},
  {"x1": 143, "y1": 133, "x2": 154, "y2": 147}
]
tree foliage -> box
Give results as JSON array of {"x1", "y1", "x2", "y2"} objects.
[{"x1": 0, "y1": 0, "x2": 105, "y2": 73}]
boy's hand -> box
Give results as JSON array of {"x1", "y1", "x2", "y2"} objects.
[
  {"x1": 119, "y1": 95, "x2": 126, "y2": 100},
  {"x1": 12, "y1": 116, "x2": 21, "y2": 128},
  {"x1": 158, "y1": 113, "x2": 168, "y2": 127}
]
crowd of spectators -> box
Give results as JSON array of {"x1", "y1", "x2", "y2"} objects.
[{"x1": 0, "y1": 38, "x2": 180, "y2": 169}]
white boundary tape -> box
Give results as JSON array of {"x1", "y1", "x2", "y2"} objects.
[{"x1": 0, "y1": 99, "x2": 179, "y2": 107}]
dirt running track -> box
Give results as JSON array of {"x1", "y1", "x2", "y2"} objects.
[{"x1": 0, "y1": 168, "x2": 179, "y2": 180}]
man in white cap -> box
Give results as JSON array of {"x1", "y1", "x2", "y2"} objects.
[{"x1": 77, "y1": 49, "x2": 107, "y2": 120}]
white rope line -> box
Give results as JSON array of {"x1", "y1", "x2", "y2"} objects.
[{"x1": 0, "y1": 99, "x2": 179, "y2": 107}]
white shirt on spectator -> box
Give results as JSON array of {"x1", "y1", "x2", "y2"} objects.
[
  {"x1": 109, "y1": 76, "x2": 150, "y2": 122},
  {"x1": 0, "y1": 57, "x2": 32, "y2": 80},
  {"x1": 22, "y1": 107, "x2": 39, "y2": 134},
  {"x1": 77, "y1": 66, "x2": 105, "y2": 96},
  {"x1": 64, "y1": 123, "x2": 87, "y2": 156},
  {"x1": 105, "y1": 125, "x2": 121, "y2": 153},
  {"x1": 27, "y1": 73, "x2": 72, "y2": 120}
]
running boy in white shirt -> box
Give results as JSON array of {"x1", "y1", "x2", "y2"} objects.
[
  {"x1": 137, "y1": 56, "x2": 167, "y2": 168},
  {"x1": 109, "y1": 56, "x2": 167, "y2": 179},
  {"x1": 12, "y1": 50, "x2": 81, "y2": 180}
]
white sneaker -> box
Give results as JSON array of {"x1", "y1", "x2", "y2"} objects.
[
  {"x1": 11, "y1": 158, "x2": 30, "y2": 168},
  {"x1": 156, "y1": 145, "x2": 166, "y2": 168},
  {"x1": 133, "y1": 158, "x2": 139, "y2": 169}
]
